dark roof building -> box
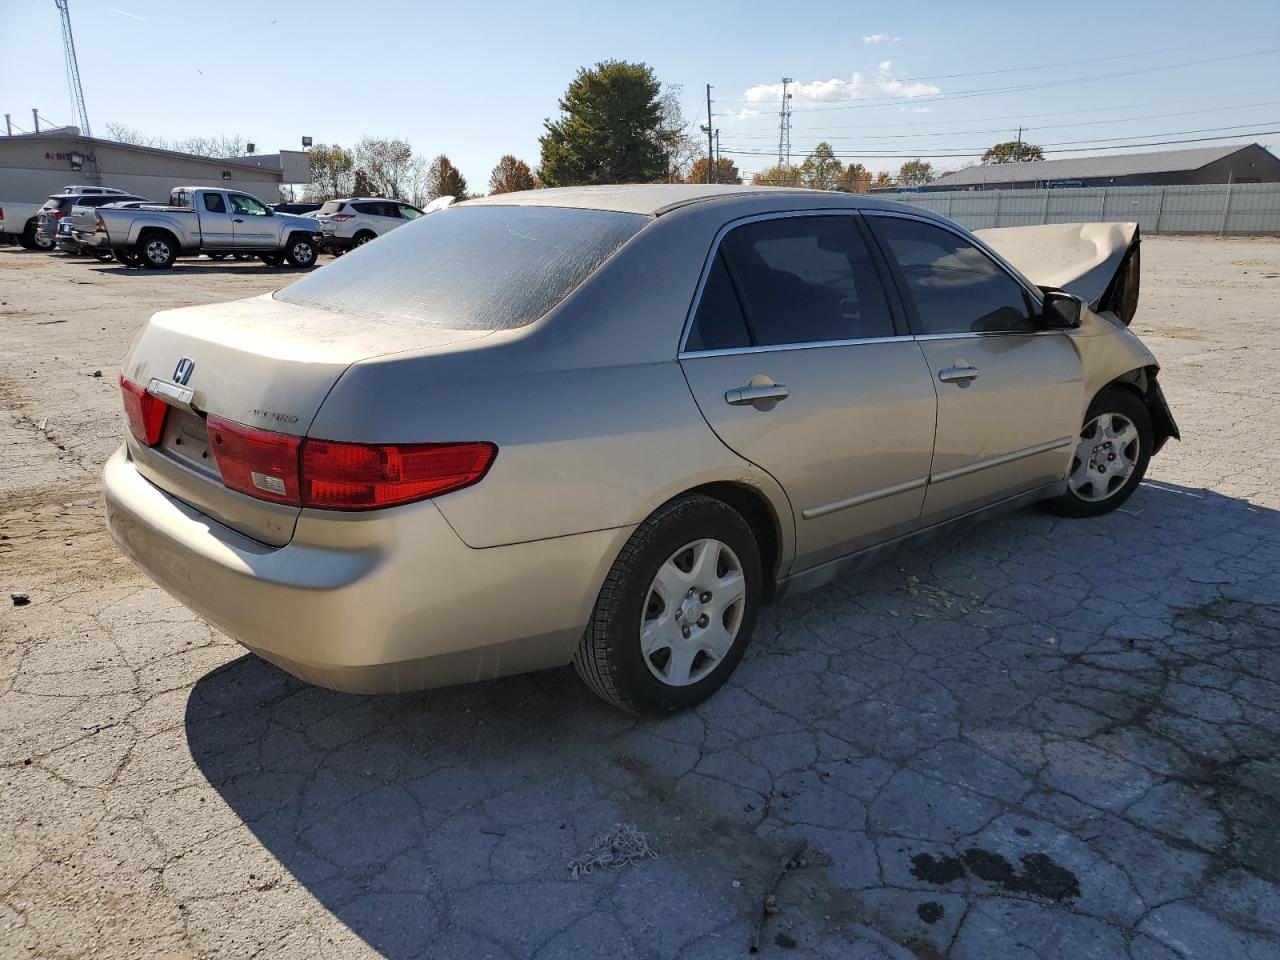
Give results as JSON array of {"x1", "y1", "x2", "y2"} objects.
[{"x1": 925, "y1": 142, "x2": 1280, "y2": 191}]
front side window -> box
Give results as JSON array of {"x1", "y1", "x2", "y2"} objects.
[
  {"x1": 399, "y1": 205, "x2": 423, "y2": 220},
  {"x1": 719, "y1": 215, "x2": 894, "y2": 346},
  {"x1": 229, "y1": 194, "x2": 269, "y2": 216},
  {"x1": 871, "y1": 217, "x2": 1035, "y2": 335}
]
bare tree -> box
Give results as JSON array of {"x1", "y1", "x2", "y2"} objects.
[
  {"x1": 103, "y1": 123, "x2": 247, "y2": 158},
  {"x1": 354, "y1": 137, "x2": 414, "y2": 198},
  {"x1": 307, "y1": 143, "x2": 356, "y2": 200},
  {"x1": 658, "y1": 83, "x2": 701, "y2": 182}
]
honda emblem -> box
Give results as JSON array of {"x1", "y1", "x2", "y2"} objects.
[{"x1": 173, "y1": 358, "x2": 195, "y2": 385}]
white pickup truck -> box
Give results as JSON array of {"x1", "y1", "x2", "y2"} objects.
[{"x1": 85, "y1": 186, "x2": 322, "y2": 269}]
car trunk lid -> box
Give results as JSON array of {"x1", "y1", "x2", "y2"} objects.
[{"x1": 122, "y1": 293, "x2": 491, "y2": 546}]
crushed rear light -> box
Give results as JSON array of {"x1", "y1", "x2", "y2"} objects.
[
  {"x1": 328, "y1": 213, "x2": 356, "y2": 221},
  {"x1": 301, "y1": 439, "x2": 496, "y2": 510},
  {"x1": 207, "y1": 416, "x2": 303, "y2": 506},
  {"x1": 120, "y1": 375, "x2": 167, "y2": 446}
]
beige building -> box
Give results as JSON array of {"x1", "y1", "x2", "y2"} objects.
[{"x1": 0, "y1": 127, "x2": 311, "y2": 205}]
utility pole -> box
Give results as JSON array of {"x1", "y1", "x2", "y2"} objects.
[
  {"x1": 32, "y1": 109, "x2": 40, "y2": 134},
  {"x1": 1015, "y1": 125, "x2": 1023, "y2": 160},
  {"x1": 715, "y1": 129, "x2": 721, "y2": 170},
  {"x1": 705, "y1": 84, "x2": 714, "y2": 184},
  {"x1": 777, "y1": 78, "x2": 793, "y2": 169},
  {"x1": 4, "y1": 114, "x2": 11, "y2": 136}
]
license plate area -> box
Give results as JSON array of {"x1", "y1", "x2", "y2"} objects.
[{"x1": 158, "y1": 408, "x2": 220, "y2": 479}]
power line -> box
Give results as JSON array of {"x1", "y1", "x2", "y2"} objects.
[
  {"x1": 721, "y1": 129, "x2": 1280, "y2": 161},
  {"x1": 723, "y1": 121, "x2": 1280, "y2": 157},
  {"x1": 724, "y1": 100, "x2": 1280, "y2": 142}
]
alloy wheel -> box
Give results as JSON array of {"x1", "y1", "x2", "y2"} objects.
[
  {"x1": 145, "y1": 239, "x2": 170, "y2": 265},
  {"x1": 1068, "y1": 412, "x2": 1140, "y2": 502},
  {"x1": 640, "y1": 539, "x2": 746, "y2": 687}
]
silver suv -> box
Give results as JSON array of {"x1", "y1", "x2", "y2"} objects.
[{"x1": 315, "y1": 197, "x2": 423, "y2": 252}]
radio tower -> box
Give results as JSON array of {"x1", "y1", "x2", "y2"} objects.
[
  {"x1": 54, "y1": 0, "x2": 101, "y2": 184},
  {"x1": 777, "y1": 78, "x2": 794, "y2": 169}
]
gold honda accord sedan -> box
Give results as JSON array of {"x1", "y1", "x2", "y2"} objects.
[{"x1": 104, "y1": 184, "x2": 1178, "y2": 713}]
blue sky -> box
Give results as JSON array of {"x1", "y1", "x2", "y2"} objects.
[{"x1": 2, "y1": 0, "x2": 1278, "y2": 189}]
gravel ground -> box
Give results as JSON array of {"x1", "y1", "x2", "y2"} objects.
[{"x1": 1, "y1": 238, "x2": 1279, "y2": 960}]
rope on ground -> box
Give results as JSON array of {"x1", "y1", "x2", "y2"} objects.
[{"x1": 568, "y1": 823, "x2": 658, "y2": 879}]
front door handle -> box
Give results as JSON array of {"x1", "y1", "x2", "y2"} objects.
[
  {"x1": 232, "y1": 218, "x2": 245, "y2": 223},
  {"x1": 725, "y1": 382, "x2": 789, "y2": 407},
  {"x1": 938, "y1": 366, "x2": 980, "y2": 384}
]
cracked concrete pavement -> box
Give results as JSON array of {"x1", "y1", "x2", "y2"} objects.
[{"x1": 2, "y1": 238, "x2": 1279, "y2": 959}]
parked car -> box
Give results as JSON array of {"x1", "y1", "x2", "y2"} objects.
[
  {"x1": 85, "y1": 186, "x2": 321, "y2": 269},
  {"x1": 104, "y1": 184, "x2": 1177, "y2": 713},
  {"x1": 315, "y1": 197, "x2": 424, "y2": 252},
  {"x1": 37, "y1": 192, "x2": 150, "y2": 249},
  {"x1": 69, "y1": 200, "x2": 153, "y2": 262},
  {"x1": 1, "y1": 186, "x2": 133, "y2": 250},
  {"x1": 272, "y1": 202, "x2": 324, "y2": 216}
]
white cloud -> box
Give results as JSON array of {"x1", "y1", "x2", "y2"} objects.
[
  {"x1": 729, "y1": 108, "x2": 761, "y2": 122},
  {"x1": 862, "y1": 33, "x2": 900, "y2": 44},
  {"x1": 741, "y1": 65, "x2": 939, "y2": 104}
]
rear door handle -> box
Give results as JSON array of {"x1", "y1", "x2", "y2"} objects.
[
  {"x1": 725, "y1": 383, "x2": 789, "y2": 406},
  {"x1": 938, "y1": 366, "x2": 980, "y2": 383},
  {"x1": 232, "y1": 218, "x2": 244, "y2": 223}
]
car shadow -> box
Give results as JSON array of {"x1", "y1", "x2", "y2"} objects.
[{"x1": 185, "y1": 479, "x2": 1280, "y2": 958}]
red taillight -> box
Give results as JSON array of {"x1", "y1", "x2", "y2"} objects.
[
  {"x1": 329, "y1": 213, "x2": 355, "y2": 221},
  {"x1": 206, "y1": 415, "x2": 303, "y2": 506},
  {"x1": 301, "y1": 439, "x2": 496, "y2": 510},
  {"x1": 203, "y1": 417, "x2": 496, "y2": 511},
  {"x1": 120, "y1": 376, "x2": 168, "y2": 446},
  {"x1": 52, "y1": 210, "x2": 67, "y2": 220},
  {"x1": 95, "y1": 212, "x2": 106, "y2": 232}
]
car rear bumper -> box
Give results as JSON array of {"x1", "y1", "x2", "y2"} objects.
[
  {"x1": 320, "y1": 234, "x2": 355, "y2": 252},
  {"x1": 103, "y1": 445, "x2": 628, "y2": 693}
]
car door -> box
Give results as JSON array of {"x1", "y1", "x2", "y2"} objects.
[
  {"x1": 679, "y1": 213, "x2": 938, "y2": 572},
  {"x1": 198, "y1": 191, "x2": 235, "y2": 249},
  {"x1": 865, "y1": 212, "x2": 1084, "y2": 522},
  {"x1": 228, "y1": 193, "x2": 277, "y2": 249}
]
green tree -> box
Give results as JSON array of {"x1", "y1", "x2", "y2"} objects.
[
  {"x1": 489, "y1": 155, "x2": 538, "y2": 194},
  {"x1": 872, "y1": 171, "x2": 893, "y2": 189},
  {"x1": 836, "y1": 162, "x2": 871, "y2": 194},
  {"x1": 897, "y1": 158, "x2": 935, "y2": 186},
  {"x1": 426, "y1": 154, "x2": 468, "y2": 201},
  {"x1": 539, "y1": 60, "x2": 676, "y2": 186},
  {"x1": 801, "y1": 142, "x2": 844, "y2": 191},
  {"x1": 981, "y1": 140, "x2": 1045, "y2": 164},
  {"x1": 686, "y1": 155, "x2": 741, "y2": 185},
  {"x1": 751, "y1": 165, "x2": 804, "y2": 187},
  {"x1": 352, "y1": 168, "x2": 375, "y2": 196}
]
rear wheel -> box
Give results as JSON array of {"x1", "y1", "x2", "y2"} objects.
[
  {"x1": 353, "y1": 230, "x2": 376, "y2": 247},
  {"x1": 1043, "y1": 386, "x2": 1152, "y2": 517},
  {"x1": 114, "y1": 248, "x2": 141, "y2": 268},
  {"x1": 92, "y1": 249, "x2": 114, "y2": 263},
  {"x1": 260, "y1": 252, "x2": 284, "y2": 267},
  {"x1": 23, "y1": 222, "x2": 53, "y2": 251},
  {"x1": 284, "y1": 237, "x2": 317, "y2": 268},
  {"x1": 138, "y1": 233, "x2": 177, "y2": 269},
  {"x1": 573, "y1": 494, "x2": 762, "y2": 714}
]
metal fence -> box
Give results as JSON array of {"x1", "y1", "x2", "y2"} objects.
[{"x1": 895, "y1": 182, "x2": 1280, "y2": 235}]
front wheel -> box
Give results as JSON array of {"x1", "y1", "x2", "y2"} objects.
[
  {"x1": 284, "y1": 237, "x2": 317, "y2": 268},
  {"x1": 573, "y1": 494, "x2": 762, "y2": 714},
  {"x1": 1044, "y1": 386, "x2": 1153, "y2": 518}
]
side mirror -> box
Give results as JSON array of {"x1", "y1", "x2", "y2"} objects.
[{"x1": 1041, "y1": 290, "x2": 1082, "y2": 330}]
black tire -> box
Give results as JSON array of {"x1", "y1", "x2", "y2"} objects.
[
  {"x1": 353, "y1": 230, "x2": 376, "y2": 247},
  {"x1": 92, "y1": 249, "x2": 114, "y2": 263},
  {"x1": 137, "y1": 232, "x2": 177, "y2": 269},
  {"x1": 260, "y1": 252, "x2": 284, "y2": 267},
  {"x1": 573, "y1": 494, "x2": 762, "y2": 714},
  {"x1": 114, "y1": 248, "x2": 141, "y2": 268},
  {"x1": 283, "y1": 236, "x2": 317, "y2": 268},
  {"x1": 24, "y1": 221, "x2": 53, "y2": 251},
  {"x1": 1043, "y1": 386, "x2": 1153, "y2": 518}
]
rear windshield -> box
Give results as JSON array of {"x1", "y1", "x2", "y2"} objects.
[
  {"x1": 276, "y1": 205, "x2": 648, "y2": 330},
  {"x1": 319, "y1": 201, "x2": 346, "y2": 214}
]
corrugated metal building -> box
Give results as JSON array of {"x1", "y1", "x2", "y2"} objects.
[
  {"x1": 0, "y1": 127, "x2": 311, "y2": 205},
  {"x1": 925, "y1": 143, "x2": 1280, "y2": 191}
]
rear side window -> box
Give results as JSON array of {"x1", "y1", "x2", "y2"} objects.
[
  {"x1": 319, "y1": 201, "x2": 346, "y2": 215},
  {"x1": 686, "y1": 253, "x2": 751, "y2": 351},
  {"x1": 871, "y1": 217, "x2": 1035, "y2": 335},
  {"x1": 352, "y1": 202, "x2": 381, "y2": 215},
  {"x1": 203, "y1": 193, "x2": 227, "y2": 214},
  {"x1": 276, "y1": 205, "x2": 646, "y2": 330}
]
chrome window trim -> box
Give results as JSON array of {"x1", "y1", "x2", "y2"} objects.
[
  {"x1": 860, "y1": 208, "x2": 1049, "y2": 327},
  {"x1": 677, "y1": 209, "x2": 911, "y2": 358}
]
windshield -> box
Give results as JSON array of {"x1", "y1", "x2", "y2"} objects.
[{"x1": 276, "y1": 204, "x2": 648, "y2": 330}]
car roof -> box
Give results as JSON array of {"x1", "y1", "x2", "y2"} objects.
[{"x1": 463, "y1": 183, "x2": 910, "y2": 217}]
